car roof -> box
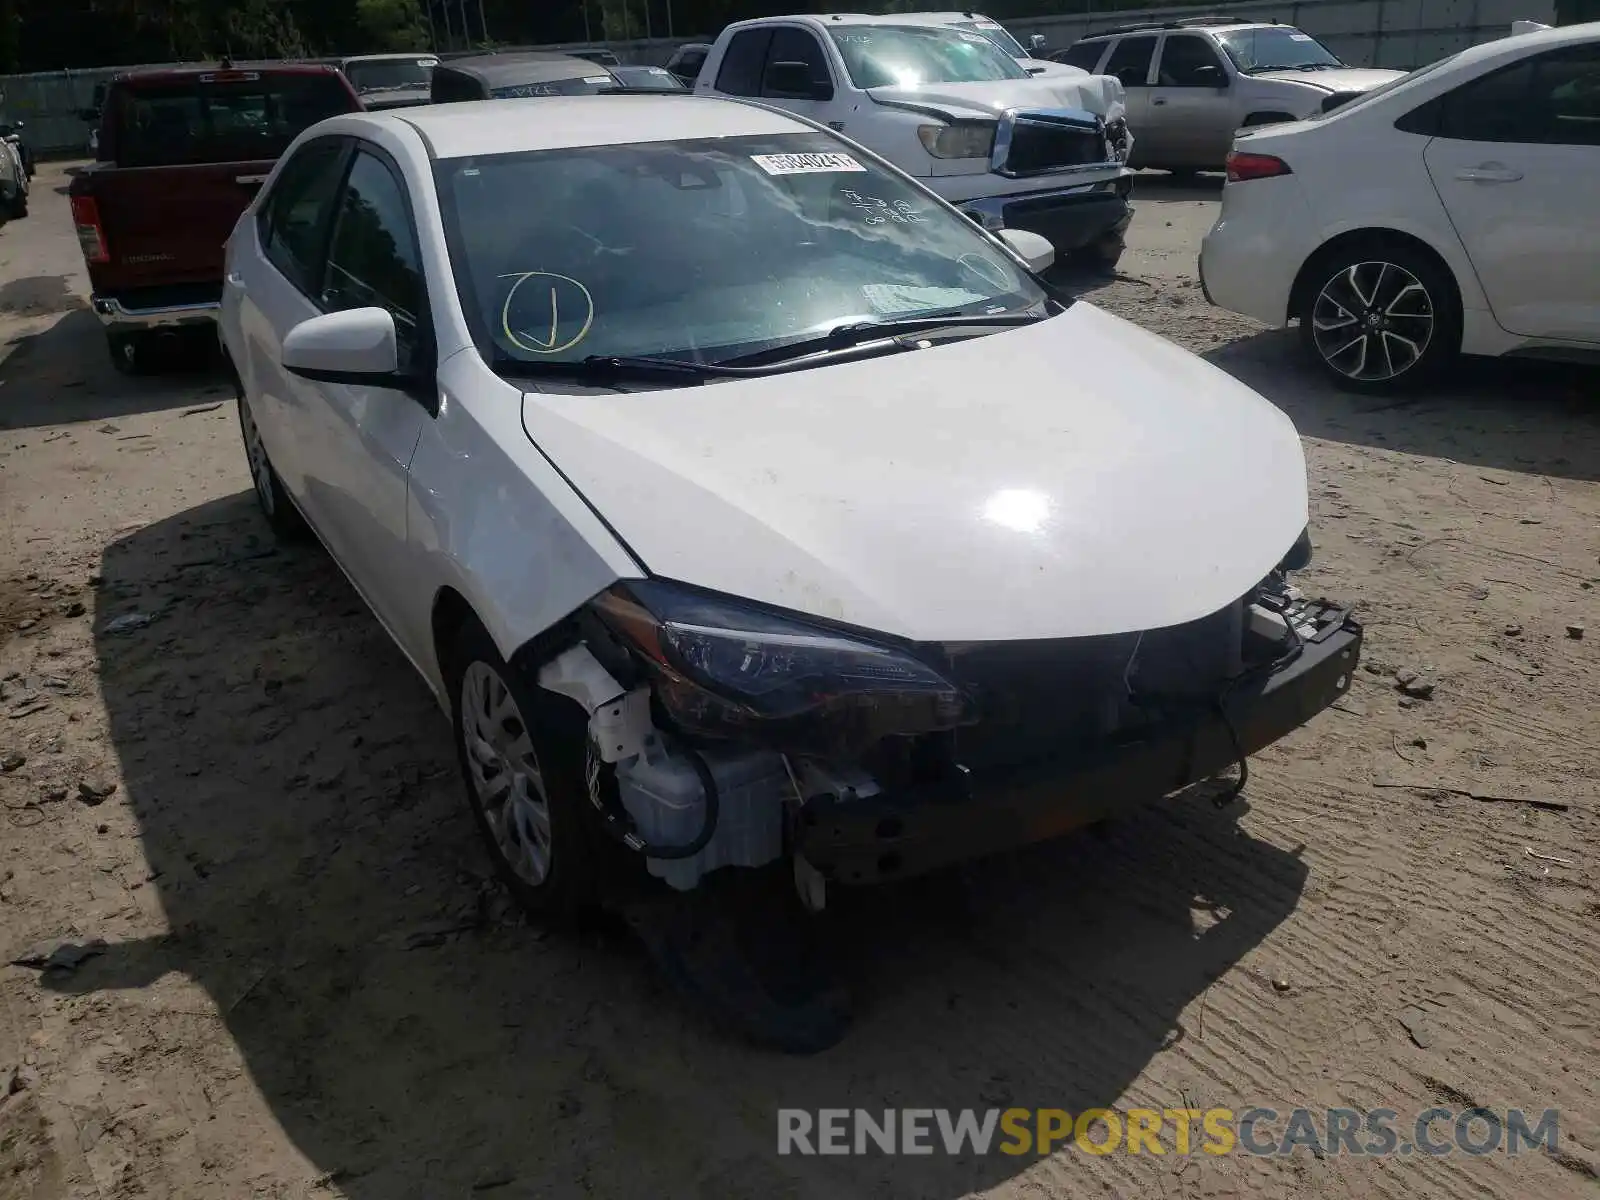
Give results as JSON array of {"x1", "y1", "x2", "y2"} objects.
[
  {"x1": 729, "y1": 12, "x2": 991, "y2": 28},
  {"x1": 434, "y1": 52, "x2": 604, "y2": 86},
  {"x1": 341, "y1": 52, "x2": 440, "y2": 65},
  {"x1": 116, "y1": 63, "x2": 343, "y2": 83},
  {"x1": 383, "y1": 94, "x2": 810, "y2": 157},
  {"x1": 1079, "y1": 21, "x2": 1271, "y2": 39},
  {"x1": 1436, "y1": 18, "x2": 1600, "y2": 68}
]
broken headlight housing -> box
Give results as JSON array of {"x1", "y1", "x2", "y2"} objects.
[{"x1": 592, "y1": 580, "x2": 969, "y2": 755}]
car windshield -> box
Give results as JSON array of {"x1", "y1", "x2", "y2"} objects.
[
  {"x1": 610, "y1": 66, "x2": 686, "y2": 91},
  {"x1": 829, "y1": 25, "x2": 1029, "y2": 88},
  {"x1": 437, "y1": 132, "x2": 1046, "y2": 370},
  {"x1": 345, "y1": 58, "x2": 436, "y2": 93},
  {"x1": 955, "y1": 19, "x2": 1027, "y2": 59},
  {"x1": 1215, "y1": 27, "x2": 1342, "y2": 73}
]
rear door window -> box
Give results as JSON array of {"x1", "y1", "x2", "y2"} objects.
[
  {"x1": 113, "y1": 72, "x2": 353, "y2": 167},
  {"x1": 1104, "y1": 35, "x2": 1157, "y2": 87}
]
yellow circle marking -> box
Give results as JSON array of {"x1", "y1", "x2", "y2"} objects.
[{"x1": 499, "y1": 271, "x2": 595, "y2": 355}]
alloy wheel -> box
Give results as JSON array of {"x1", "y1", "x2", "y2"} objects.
[
  {"x1": 1311, "y1": 261, "x2": 1435, "y2": 384},
  {"x1": 239, "y1": 399, "x2": 276, "y2": 516},
  {"x1": 460, "y1": 661, "x2": 554, "y2": 888}
]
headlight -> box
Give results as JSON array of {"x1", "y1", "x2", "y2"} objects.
[
  {"x1": 591, "y1": 580, "x2": 969, "y2": 755},
  {"x1": 917, "y1": 121, "x2": 997, "y2": 160}
]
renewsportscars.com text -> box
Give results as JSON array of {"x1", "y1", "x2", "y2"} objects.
[{"x1": 776, "y1": 1106, "x2": 1560, "y2": 1158}]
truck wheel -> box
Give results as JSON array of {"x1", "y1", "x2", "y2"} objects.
[
  {"x1": 9, "y1": 193, "x2": 26, "y2": 219},
  {"x1": 1073, "y1": 230, "x2": 1126, "y2": 275},
  {"x1": 107, "y1": 332, "x2": 150, "y2": 375}
]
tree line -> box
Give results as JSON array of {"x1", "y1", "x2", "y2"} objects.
[{"x1": 0, "y1": 0, "x2": 1220, "y2": 74}]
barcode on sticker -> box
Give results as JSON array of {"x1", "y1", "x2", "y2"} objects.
[{"x1": 750, "y1": 152, "x2": 867, "y2": 175}]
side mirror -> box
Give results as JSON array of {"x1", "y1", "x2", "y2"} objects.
[
  {"x1": 998, "y1": 228, "x2": 1055, "y2": 274},
  {"x1": 282, "y1": 307, "x2": 403, "y2": 386},
  {"x1": 1029, "y1": 34, "x2": 1047, "y2": 52},
  {"x1": 1193, "y1": 64, "x2": 1227, "y2": 88},
  {"x1": 764, "y1": 60, "x2": 831, "y2": 101}
]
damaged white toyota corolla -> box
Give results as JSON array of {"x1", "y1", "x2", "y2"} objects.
[{"x1": 220, "y1": 95, "x2": 1361, "y2": 1050}]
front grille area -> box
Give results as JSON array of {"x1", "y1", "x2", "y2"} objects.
[
  {"x1": 940, "y1": 602, "x2": 1245, "y2": 771},
  {"x1": 1000, "y1": 110, "x2": 1112, "y2": 176}
]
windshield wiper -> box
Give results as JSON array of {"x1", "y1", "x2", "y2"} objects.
[
  {"x1": 490, "y1": 353, "x2": 768, "y2": 386},
  {"x1": 717, "y1": 310, "x2": 1045, "y2": 367}
]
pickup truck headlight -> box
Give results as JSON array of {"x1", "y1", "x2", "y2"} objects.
[
  {"x1": 917, "y1": 121, "x2": 997, "y2": 161},
  {"x1": 592, "y1": 580, "x2": 969, "y2": 754}
]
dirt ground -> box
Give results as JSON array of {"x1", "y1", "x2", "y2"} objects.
[{"x1": 0, "y1": 163, "x2": 1596, "y2": 1200}]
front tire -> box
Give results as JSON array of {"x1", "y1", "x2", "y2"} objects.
[
  {"x1": 446, "y1": 623, "x2": 598, "y2": 922},
  {"x1": 1298, "y1": 240, "x2": 1460, "y2": 394},
  {"x1": 237, "y1": 393, "x2": 308, "y2": 540}
]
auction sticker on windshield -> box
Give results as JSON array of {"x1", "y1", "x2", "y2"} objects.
[{"x1": 750, "y1": 152, "x2": 867, "y2": 175}]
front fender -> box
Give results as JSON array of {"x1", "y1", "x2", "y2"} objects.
[{"x1": 403, "y1": 350, "x2": 643, "y2": 696}]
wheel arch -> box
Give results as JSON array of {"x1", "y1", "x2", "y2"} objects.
[
  {"x1": 1288, "y1": 227, "x2": 1464, "y2": 331},
  {"x1": 429, "y1": 583, "x2": 588, "y2": 703}
]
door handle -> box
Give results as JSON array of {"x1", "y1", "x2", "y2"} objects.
[
  {"x1": 1152, "y1": 97, "x2": 1168, "y2": 105},
  {"x1": 1455, "y1": 165, "x2": 1522, "y2": 183},
  {"x1": 225, "y1": 271, "x2": 245, "y2": 288}
]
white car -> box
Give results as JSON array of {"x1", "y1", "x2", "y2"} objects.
[
  {"x1": 220, "y1": 95, "x2": 1360, "y2": 1048},
  {"x1": 1200, "y1": 21, "x2": 1600, "y2": 392}
]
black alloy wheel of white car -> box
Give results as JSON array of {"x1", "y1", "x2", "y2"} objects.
[
  {"x1": 1300, "y1": 241, "x2": 1460, "y2": 394},
  {"x1": 236, "y1": 393, "x2": 308, "y2": 540},
  {"x1": 447, "y1": 621, "x2": 598, "y2": 921}
]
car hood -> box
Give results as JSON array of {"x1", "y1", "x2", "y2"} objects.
[
  {"x1": 1020, "y1": 58, "x2": 1088, "y2": 78},
  {"x1": 517, "y1": 305, "x2": 1307, "y2": 644},
  {"x1": 868, "y1": 73, "x2": 1123, "y2": 122},
  {"x1": 1253, "y1": 66, "x2": 1404, "y2": 92}
]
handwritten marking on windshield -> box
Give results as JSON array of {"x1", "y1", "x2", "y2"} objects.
[
  {"x1": 840, "y1": 189, "x2": 925, "y2": 224},
  {"x1": 499, "y1": 271, "x2": 595, "y2": 355}
]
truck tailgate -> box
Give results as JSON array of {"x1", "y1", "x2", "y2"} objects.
[{"x1": 88, "y1": 162, "x2": 269, "y2": 290}]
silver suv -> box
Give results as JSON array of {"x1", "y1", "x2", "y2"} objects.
[{"x1": 1053, "y1": 18, "x2": 1403, "y2": 173}]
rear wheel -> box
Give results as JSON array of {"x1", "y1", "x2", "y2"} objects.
[
  {"x1": 1298, "y1": 240, "x2": 1460, "y2": 393},
  {"x1": 237, "y1": 392, "x2": 308, "y2": 539},
  {"x1": 106, "y1": 331, "x2": 149, "y2": 375}
]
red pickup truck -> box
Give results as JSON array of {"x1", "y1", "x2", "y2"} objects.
[{"x1": 69, "y1": 63, "x2": 361, "y2": 373}]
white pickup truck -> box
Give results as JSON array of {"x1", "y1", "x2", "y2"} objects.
[{"x1": 695, "y1": 12, "x2": 1136, "y2": 269}]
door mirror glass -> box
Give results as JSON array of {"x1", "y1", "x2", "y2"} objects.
[
  {"x1": 998, "y1": 228, "x2": 1055, "y2": 273},
  {"x1": 282, "y1": 307, "x2": 401, "y2": 384}
]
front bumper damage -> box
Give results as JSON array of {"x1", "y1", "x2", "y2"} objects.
[{"x1": 798, "y1": 605, "x2": 1360, "y2": 884}]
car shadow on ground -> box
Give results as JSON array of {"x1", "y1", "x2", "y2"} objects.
[
  {"x1": 1128, "y1": 169, "x2": 1226, "y2": 201},
  {"x1": 0, "y1": 306, "x2": 230, "y2": 431},
  {"x1": 46, "y1": 493, "x2": 1311, "y2": 1197},
  {"x1": 1204, "y1": 328, "x2": 1600, "y2": 484}
]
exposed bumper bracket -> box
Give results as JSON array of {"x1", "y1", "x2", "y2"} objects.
[{"x1": 796, "y1": 613, "x2": 1363, "y2": 885}]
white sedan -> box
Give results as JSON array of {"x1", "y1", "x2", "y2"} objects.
[
  {"x1": 220, "y1": 95, "x2": 1359, "y2": 1048},
  {"x1": 1200, "y1": 21, "x2": 1600, "y2": 392}
]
